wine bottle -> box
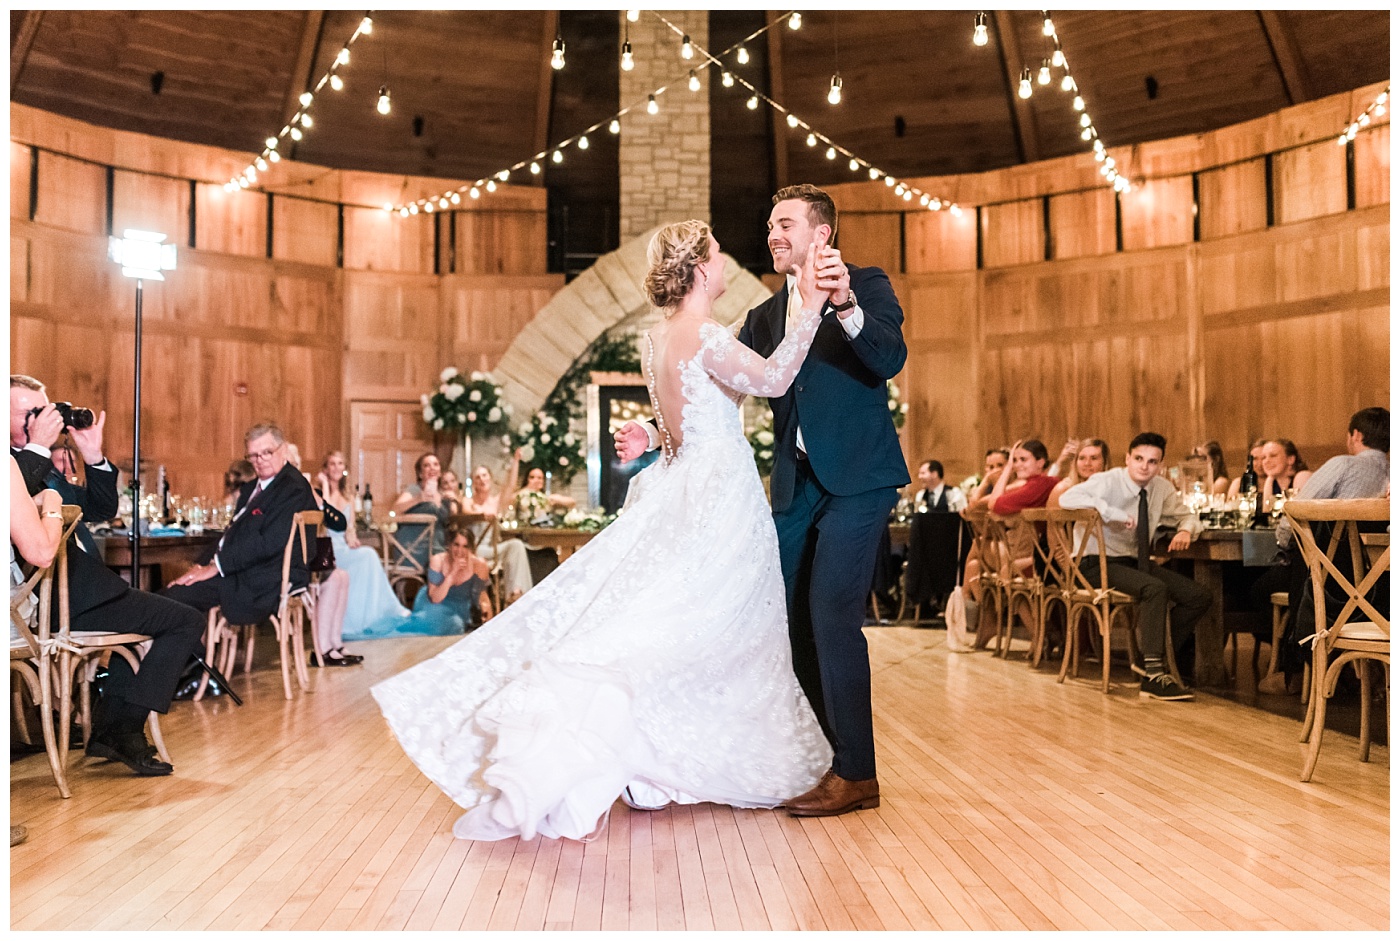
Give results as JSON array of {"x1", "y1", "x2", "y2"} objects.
[
  {"x1": 158, "y1": 464, "x2": 170, "y2": 523},
  {"x1": 353, "y1": 485, "x2": 364, "y2": 518},
  {"x1": 362, "y1": 483, "x2": 374, "y2": 525},
  {"x1": 1240, "y1": 453, "x2": 1258, "y2": 497}
]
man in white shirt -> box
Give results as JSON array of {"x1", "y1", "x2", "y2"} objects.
[
  {"x1": 1059, "y1": 432, "x2": 1211, "y2": 701},
  {"x1": 913, "y1": 459, "x2": 967, "y2": 513}
]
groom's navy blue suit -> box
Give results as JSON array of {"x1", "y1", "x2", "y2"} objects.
[{"x1": 737, "y1": 262, "x2": 909, "y2": 781}]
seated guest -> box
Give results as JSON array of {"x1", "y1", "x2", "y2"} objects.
[
  {"x1": 165, "y1": 422, "x2": 319, "y2": 630},
  {"x1": 1225, "y1": 438, "x2": 1269, "y2": 499},
  {"x1": 1060, "y1": 432, "x2": 1210, "y2": 701},
  {"x1": 315, "y1": 451, "x2": 408, "y2": 648},
  {"x1": 389, "y1": 452, "x2": 451, "y2": 565},
  {"x1": 10, "y1": 374, "x2": 204, "y2": 775},
  {"x1": 966, "y1": 447, "x2": 1009, "y2": 504},
  {"x1": 1188, "y1": 440, "x2": 1231, "y2": 495},
  {"x1": 510, "y1": 465, "x2": 577, "y2": 523},
  {"x1": 439, "y1": 469, "x2": 466, "y2": 516},
  {"x1": 912, "y1": 459, "x2": 967, "y2": 513},
  {"x1": 1046, "y1": 438, "x2": 1082, "y2": 479},
  {"x1": 1256, "y1": 407, "x2": 1390, "y2": 693},
  {"x1": 1048, "y1": 438, "x2": 1109, "y2": 509},
  {"x1": 1258, "y1": 438, "x2": 1311, "y2": 496},
  {"x1": 356, "y1": 527, "x2": 494, "y2": 637},
  {"x1": 461, "y1": 459, "x2": 533, "y2": 603},
  {"x1": 223, "y1": 459, "x2": 256, "y2": 503}
]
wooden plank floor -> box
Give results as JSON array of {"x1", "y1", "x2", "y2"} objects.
[{"x1": 10, "y1": 627, "x2": 1389, "y2": 930}]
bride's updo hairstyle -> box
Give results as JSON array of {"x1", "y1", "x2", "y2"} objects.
[{"x1": 644, "y1": 220, "x2": 712, "y2": 311}]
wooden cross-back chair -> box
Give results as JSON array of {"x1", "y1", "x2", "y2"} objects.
[
  {"x1": 379, "y1": 512, "x2": 439, "y2": 606},
  {"x1": 1019, "y1": 508, "x2": 1067, "y2": 668},
  {"x1": 994, "y1": 513, "x2": 1047, "y2": 661},
  {"x1": 961, "y1": 504, "x2": 1008, "y2": 651},
  {"x1": 10, "y1": 506, "x2": 170, "y2": 798},
  {"x1": 1044, "y1": 508, "x2": 1144, "y2": 694},
  {"x1": 1284, "y1": 499, "x2": 1390, "y2": 783},
  {"x1": 202, "y1": 510, "x2": 321, "y2": 701}
]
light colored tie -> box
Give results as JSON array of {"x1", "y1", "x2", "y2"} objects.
[{"x1": 784, "y1": 283, "x2": 808, "y2": 455}]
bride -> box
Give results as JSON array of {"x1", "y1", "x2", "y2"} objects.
[{"x1": 373, "y1": 220, "x2": 833, "y2": 842}]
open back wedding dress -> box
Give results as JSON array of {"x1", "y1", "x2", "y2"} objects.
[{"x1": 372, "y1": 304, "x2": 832, "y2": 842}]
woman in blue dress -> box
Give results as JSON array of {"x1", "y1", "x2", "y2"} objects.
[{"x1": 357, "y1": 526, "x2": 493, "y2": 637}]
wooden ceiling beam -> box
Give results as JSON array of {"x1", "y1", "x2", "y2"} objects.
[
  {"x1": 535, "y1": 11, "x2": 559, "y2": 159},
  {"x1": 992, "y1": 10, "x2": 1038, "y2": 164},
  {"x1": 11, "y1": 11, "x2": 45, "y2": 92},
  {"x1": 1258, "y1": 11, "x2": 1311, "y2": 105},
  {"x1": 281, "y1": 10, "x2": 325, "y2": 158},
  {"x1": 766, "y1": 11, "x2": 789, "y2": 189}
]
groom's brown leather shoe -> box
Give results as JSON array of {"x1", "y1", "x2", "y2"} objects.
[{"x1": 783, "y1": 770, "x2": 880, "y2": 817}]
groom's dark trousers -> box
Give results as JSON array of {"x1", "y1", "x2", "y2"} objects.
[{"x1": 738, "y1": 262, "x2": 909, "y2": 782}]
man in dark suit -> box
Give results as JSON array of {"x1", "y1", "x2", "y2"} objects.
[
  {"x1": 616, "y1": 184, "x2": 909, "y2": 816},
  {"x1": 164, "y1": 422, "x2": 317, "y2": 626},
  {"x1": 913, "y1": 459, "x2": 967, "y2": 513},
  {"x1": 10, "y1": 374, "x2": 205, "y2": 776}
]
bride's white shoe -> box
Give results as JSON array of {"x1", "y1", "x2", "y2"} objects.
[{"x1": 621, "y1": 783, "x2": 672, "y2": 811}]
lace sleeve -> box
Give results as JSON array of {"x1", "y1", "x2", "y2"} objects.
[{"x1": 697, "y1": 309, "x2": 822, "y2": 398}]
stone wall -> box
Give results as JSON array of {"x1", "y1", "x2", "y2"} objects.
[{"x1": 618, "y1": 10, "x2": 710, "y2": 240}]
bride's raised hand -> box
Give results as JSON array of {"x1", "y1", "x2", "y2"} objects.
[{"x1": 796, "y1": 237, "x2": 833, "y2": 311}]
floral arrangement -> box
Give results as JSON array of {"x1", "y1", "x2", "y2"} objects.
[
  {"x1": 508, "y1": 411, "x2": 584, "y2": 485},
  {"x1": 561, "y1": 507, "x2": 614, "y2": 532},
  {"x1": 887, "y1": 379, "x2": 909, "y2": 430},
  {"x1": 747, "y1": 407, "x2": 777, "y2": 477},
  {"x1": 423, "y1": 368, "x2": 510, "y2": 437}
]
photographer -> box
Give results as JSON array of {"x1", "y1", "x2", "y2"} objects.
[{"x1": 9, "y1": 374, "x2": 205, "y2": 777}]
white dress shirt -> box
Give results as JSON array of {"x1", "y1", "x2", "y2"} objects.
[{"x1": 1059, "y1": 466, "x2": 1202, "y2": 559}]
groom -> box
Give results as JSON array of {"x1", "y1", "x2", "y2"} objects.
[{"x1": 617, "y1": 184, "x2": 909, "y2": 815}]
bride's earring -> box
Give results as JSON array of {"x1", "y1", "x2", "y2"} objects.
[{"x1": 701, "y1": 271, "x2": 710, "y2": 295}]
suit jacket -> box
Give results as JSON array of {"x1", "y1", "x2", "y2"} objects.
[
  {"x1": 916, "y1": 487, "x2": 951, "y2": 512},
  {"x1": 203, "y1": 462, "x2": 318, "y2": 623},
  {"x1": 11, "y1": 446, "x2": 129, "y2": 615},
  {"x1": 736, "y1": 263, "x2": 911, "y2": 512}
]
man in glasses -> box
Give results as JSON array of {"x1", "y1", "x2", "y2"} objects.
[{"x1": 165, "y1": 422, "x2": 318, "y2": 631}]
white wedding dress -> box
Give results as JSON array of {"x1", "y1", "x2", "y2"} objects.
[{"x1": 372, "y1": 304, "x2": 832, "y2": 842}]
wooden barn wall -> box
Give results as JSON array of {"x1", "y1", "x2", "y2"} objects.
[{"x1": 829, "y1": 82, "x2": 1389, "y2": 482}]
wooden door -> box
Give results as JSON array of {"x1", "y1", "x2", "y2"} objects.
[{"x1": 348, "y1": 401, "x2": 438, "y2": 520}]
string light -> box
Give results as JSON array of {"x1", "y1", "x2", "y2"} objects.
[
  {"x1": 551, "y1": 35, "x2": 565, "y2": 70},
  {"x1": 1038, "y1": 58, "x2": 1051, "y2": 85},
  {"x1": 450, "y1": 192, "x2": 461, "y2": 204},
  {"x1": 1061, "y1": 73, "x2": 1075, "y2": 92},
  {"x1": 337, "y1": 47, "x2": 350, "y2": 66},
  {"x1": 747, "y1": 94, "x2": 759, "y2": 110},
  {"x1": 1052, "y1": 48, "x2": 1065, "y2": 68},
  {"x1": 647, "y1": 94, "x2": 659, "y2": 115},
  {"x1": 609, "y1": 118, "x2": 621, "y2": 134},
  {"x1": 787, "y1": 113, "x2": 800, "y2": 128},
  {"x1": 360, "y1": 16, "x2": 372, "y2": 34},
  {"x1": 826, "y1": 146, "x2": 836, "y2": 159},
  {"x1": 722, "y1": 71, "x2": 734, "y2": 87},
  {"x1": 376, "y1": 85, "x2": 391, "y2": 115},
  {"x1": 577, "y1": 135, "x2": 589, "y2": 150},
  {"x1": 552, "y1": 149, "x2": 564, "y2": 163},
  {"x1": 789, "y1": 12, "x2": 802, "y2": 29},
  {"x1": 469, "y1": 186, "x2": 479, "y2": 199},
  {"x1": 1018, "y1": 68, "x2": 1033, "y2": 99},
  {"x1": 485, "y1": 180, "x2": 497, "y2": 192},
  {"x1": 498, "y1": 170, "x2": 510, "y2": 181},
  {"x1": 529, "y1": 161, "x2": 541, "y2": 175},
  {"x1": 688, "y1": 69, "x2": 701, "y2": 92},
  {"x1": 329, "y1": 74, "x2": 344, "y2": 91},
  {"x1": 1338, "y1": 86, "x2": 1390, "y2": 145},
  {"x1": 973, "y1": 12, "x2": 988, "y2": 47},
  {"x1": 626, "y1": 10, "x2": 639, "y2": 22},
  {"x1": 681, "y1": 34, "x2": 693, "y2": 59},
  {"x1": 806, "y1": 132, "x2": 817, "y2": 147},
  {"x1": 849, "y1": 158, "x2": 859, "y2": 171},
  {"x1": 299, "y1": 92, "x2": 313, "y2": 107},
  {"x1": 736, "y1": 45, "x2": 750, "y2": 65},
  {"x1": 290, "y1": 127, "x2": 303, "y2": 141},
  {"x1": 828, "y1": 74, "x2": 843, "y2": 105},
  {"x1": 621, "y1": 39, "x2": 634, "y2": 72},
  {"x1": 1042, "y1": 12, "x2": 1055, "y2": 36}
]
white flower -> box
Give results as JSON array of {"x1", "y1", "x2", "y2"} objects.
[
  {"x1": 900, "y1": 403, "x2": 909, "y2": 413},
  {"x1": 760, "y1": 449, "x2": 772, "y2": 460},
  {"x1": 501, "y1": 435, "x2": 512, "y2": 447},
  {"x1": 888, "y1": 381, "x2": 899, "y2": 398},
  {"x1": 488, "y1": 407, "x2": 501, "y2": 422},
  {"x1": 468, "y1": 389, "x2": 482, "y2": 402},
  {"x1": 559, "y1": 455, "x2": 569, "y2": 466},
  {"x1": 420, "y1": 393, "x2": 430, "y2": 405},
  {"x1": 888, "y1": 399, "x2": 897, "y2": 411},
  {"x1": 564, "y1": 508, "x2": 585, "y2": 526},
  {"x1": 519, "y1": 444, "x2": 536, "y2": 462},
  {"x1": 440, "y1": 366, "x2": 459, "y2": 382},
  {"x1": 445, "y1": 385, "x2": 464, "y2": 401},
  {"x1": 432, "y1": 418, "x2": 444, "y2": 430},
  {"x1": 540, "y1": 433, "x2": 551, "y2": 444},
  {"x1": 439, "y1": 383, "x2": 449, "y2": 395},
  {"x1": 466, "y1": 411, "x2": 477, "y2": 422},
  {"x1": 542, "y1": 415, "x2": 556, "y2": 427},
  {"x1": 518, "y1": 422, "x2": 532, "y2": 436},
  {"x1": 563, "y1": 433, "x2": 576, "y2": 445},
  {"x1": 422, "y1": 406, "x2": 435, "y2": 422},
  {"x1": 471, "y1": 371, "x2": 484, "y2": 381},
  {"x1": 757, "y1": 430, "x2": 774, "y2": 446}
]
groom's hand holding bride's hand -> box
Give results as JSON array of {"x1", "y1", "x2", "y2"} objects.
[
  {"x1": 614, "y1": 422, "x2": 649, "y2": 463},
  {"x1": 813, "y1": 244, "x2": 850, "y2": 316}
]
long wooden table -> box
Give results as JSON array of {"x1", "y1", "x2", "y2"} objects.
[
  {"x1": 97, "y1": 533, "x2": 220, "y2": 590},
  {"x1": 513, "y1": 526, "x2": 596, "y2": 562}
]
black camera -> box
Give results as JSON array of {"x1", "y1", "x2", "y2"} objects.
[{"x1": 28, "y1": 401, "x2": 95, "y2": 431}]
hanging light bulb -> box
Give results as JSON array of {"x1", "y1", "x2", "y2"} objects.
[
  {"x1": 299, "y1": 91, "x2": 313, "y2": 107},
  {"x1": 1093, "y1": 138, "x2": 1105, "y2": 153},
  {"x1": 868, "y1": 167, "x2": 880, "y2": 179},
  {"x1": 1080, "y1": 113, "x2": 1092, "y2": 128},
  {"x1": 486, "y1": 180, "x2": 497, "y2": 192},
  {"x1": 1042, "y1": 13, "x2": 1055, "y2": 36},
  {"x1": 1376, "y1": 103, "x2": 1387, "y2": 118},
  {"x1": 903, "y1": 190, "x2": 913, "y2": 202},
  {"x1": 1358, "y1": 112, "x2": 1371, "y2": 127},
  {"x1": 377, "y1": 85, "x2": 391, "y2": 115},
  {"x1": 647, "y1": 94, "x2": 659, "y2": 115},
  {"x1": 1062, "y1": 74, "x2": 1075, "y2": 92},
  {"x1": 439, "y1": 197, "x2": 449, "y2": 208},
  {"x1": 973, "y1": 12, "x2": 988, "y2": 47},
  {"x1": 424, "y1": 201, "x2": 434, "y2": 213},
  {"x1": 821, "y1": 146, "x2": 834, "y2": 160},
  {"x1": 266, "y1": 137, "x2": 279, "y2": 150},
  {"x1": 736, "y1": 45, "x2": 750, "y2": 65},
  {"x1": 950, "y1": 204, "x2": 963, "y2": 217},
  {"x1": 1073, "y1": 94, "x2": 1085, "y2": 111},
  {"x1": 828, "y1": 73, "x2": 843, "y2": 105},
  {"x1": 529, "y1": 161, "x2": 542, "y2": 175},
  {"x1": 621, "y1": 40, "x2": 634, "y2": 71},
  {"x1": 688, "y1": 70, "x2": 701, "y2": 92},
  {"x1": 626, "y1": 10, "x2": 639, "y2": 22},
  {"x1": 931, "y1": 198, "x2": 942, "y2": 210},
  {"x1": 223, "y1": 182, "x2": 236, "y2": 193},
  {"x1": 290, "y1": 127, "x2": 303, "y2": 141},
  {"x1": 721, "y1": 71, "x2": 734, "y2": 87},
  {"x1": 1104, "y1": 157, "x2": 1115, "y2": 170},
  {"x1": 681, "y1": 34, "x2": 693, "y2": 59},
  {"x1": 238, "y1": 177, "x2": 249, "y2": 188},
  {"x1": 1052, "y1": 48, "x2": 1065, "y2": 67},
  {"x1": 337, "y1": 47, "x2": 350, "y2": 66},
  {"x1": 786, "y1": 113, "x2": 800, "y2": 128},
  {"x1": 806, "y1": 133, "x2": 818, "y2": 147},
  {"x1": 552, "y1": 149, "x2": 564, "y2": 163},
  {"x1": 450, "y1": 192, "x2": 461, "y2": 204},
  {"x1": 849, "y1": 158, "x2": 860, "y2": 171},
  {"x1": 469, "y1": 186, "x2": 480, "y2": 199},
  {"x1": 1081, "y1": 127, "x2": 1093, "y2": 141},
  {"x1": 746, "y1": 94, "x2": 759, "y2": 110},
  {"x1": 1377, "y1": 90, "x2": 1389, "y2": 104},
  {"x1": 267, "y1": 150, "x2": 280, "y2": 163},
  {"x1": 1018, "y1": 67, "x2": 1033, "y2": 99},
  {"x1": 300, "y1": 113, "x2": 313, "y2": 128},
  {"x1": 609, "y1": 118, "x2": 621, "y2": 134},
  {"x1": 498, "y1": 170, "x2": 510, "y2": 181},
  {"x1": 1038, "y1": 58, "x2": 1051, "y2": 85},
  {"x1": 551, "y1": 35, "x2": 566, "y2": 70},
  {"x1": 329, "y1": 73, "x2": 344, "y2": 91},
  {"x1": 255, "y1": 157, "x2": 268, "y2": 171},
  {"x1": 895, "y1": 183, "x2": 906, "y2": 195},
  {"x1": 919, "y1": 194, "x2": 930, "y2": 206},
  {"x1": 789, "y1": 12, "x2": 802, "y2": 30},
  {"x1": 885, "y1": 176, "x2": 896, "y2": 187},
  {"x1": 245, "y1": 167, "x2": 257, "y2": 183},
  {"x1": 360, "y1": 15, "x2": 372, "y2": 35},
  {"x1": 577, "y1": 135, "x2": 589, "y2": 150},
  {"x1": 398, "y1": 206, "x2": 409, "y2": 217}
]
